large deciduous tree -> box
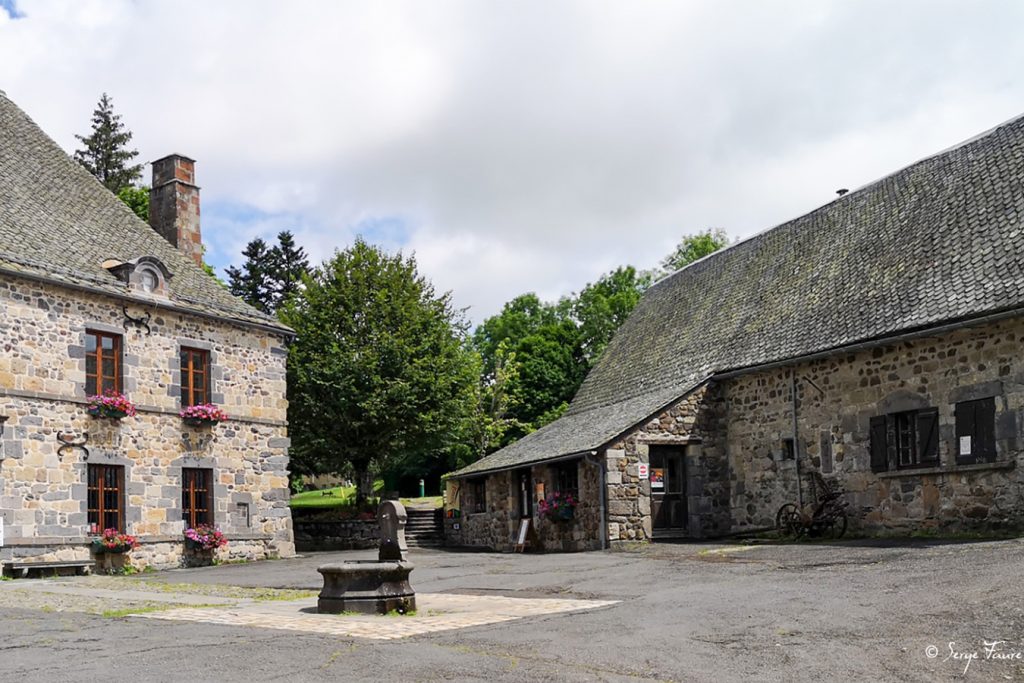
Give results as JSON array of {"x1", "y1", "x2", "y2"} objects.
[
  {"x1": 280, "y1": 239, "x2": 475, "y2": 504},
  {"x1": 660, "y1": 228, "x2": 730, "y2": 274},
  {"x1": 74, "y1": 93, "x2": 143, "y2": 193}
]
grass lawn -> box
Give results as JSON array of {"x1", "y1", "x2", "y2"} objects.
[{"x1": 290, "y1": 482, "x2": 442, "y2": 510}]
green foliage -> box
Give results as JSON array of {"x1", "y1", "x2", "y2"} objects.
[
  {"x1": 660, "y1": 228, "x2": 730, "y2": 274},
  {"x1": 226, "y1": 231, "x2": 310, "y2": 313},
  {"x1": 74, "y1": 93, "x2": 143, "y2": 193},
  {"x1": 279, "y1": 239, "x2": 476, "y2": 503},
  {"x1": 572, "y1": 265, "x2": 651, "y2": 364},
  {"x1": 116, "y1": 185, "x2": 149, "y2": 221}
]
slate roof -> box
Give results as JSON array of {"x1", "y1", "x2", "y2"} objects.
[
  {"x1": 456, "y1": 113, "x2": 1024, "y2": 477},
  {"x1": 0, "y1": 91, "x2": 289, "y2": 333}
]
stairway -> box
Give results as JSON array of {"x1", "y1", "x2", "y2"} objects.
[{"x1": 404, "y1": 508, "x2": 444, "y2": 548}]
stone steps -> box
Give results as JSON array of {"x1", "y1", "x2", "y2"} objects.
[{"x1": 405, "y1": 508, "x2": 443, "y2": 548}]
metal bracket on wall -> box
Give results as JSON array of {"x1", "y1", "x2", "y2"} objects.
[
  {"x1": 122, "y1": 306, "x2": 152, "y2": 335},
  {"x1": 56, "y1": 431, "x2": 90, "y2": 460}
]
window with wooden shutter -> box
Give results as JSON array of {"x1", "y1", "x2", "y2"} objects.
[
  {"x1": 955, "y1": 398, "x2": 996, "y2": 464},
  {"x1": 869, "y1": 415, "x2": 888, "y2": 472},
  {"x1": 915, "y1": 409, "x2": 939, "y2": 465}
]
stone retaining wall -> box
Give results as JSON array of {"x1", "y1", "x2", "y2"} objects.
[{"x1": 293, "y1": 519, "x2": 379, "y2": 551}]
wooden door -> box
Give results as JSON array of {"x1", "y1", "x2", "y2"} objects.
[
  {"x1": 650, "y1": 446, "x2": 687, "y2": 531},
  {"x1": 516, "y1": 469, "x2": 533, "y2": 519}
]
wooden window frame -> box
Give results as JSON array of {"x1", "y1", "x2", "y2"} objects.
[
  {"x1": 181, "y1": 468, "x2": 214, "y2": 528},
  {"x1": 465, "y1": 478, "x2": 486, "y2": 513},
  {"x1": 85, "y1": 330, "x2": 123, "y2": 396},
  {"x1": 955, "y1": 398, "x2": 997, "y2": 465},
  {"x1": 180, "y1": 347, "x2": 211, "y2": 407},
  {"x1": 870, "y1": 408, "x2": 939, "y2": 472},
  {"x1": 554, "y1": 461, "x2": 579, "y2": 500},
  {"x1": 87, "y1": 463, "x2": 125, "y2": 532}
]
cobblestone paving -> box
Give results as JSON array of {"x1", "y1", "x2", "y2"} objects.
[{"x1": 133, "y1": 593, "x2": 619, "y2": 640}]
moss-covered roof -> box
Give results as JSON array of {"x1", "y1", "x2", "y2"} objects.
[{"x1": 456, "y1": 113, "x2": 1024, "y2": 477}]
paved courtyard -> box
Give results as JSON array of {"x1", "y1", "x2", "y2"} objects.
[{"x1": 1, "y1": 538, "x2": 1023, "y2": 682}]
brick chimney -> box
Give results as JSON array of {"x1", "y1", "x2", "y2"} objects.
[{"x1": 149, "y1": 154, "x2": 203, "y2": 266}]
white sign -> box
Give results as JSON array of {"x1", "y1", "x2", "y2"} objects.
[
  {"x1": 637, "y1": 463, "x2": 649, "y2": 479},
  {"x1": 0, "y1": 516, "x2": 4, "y2": 547},
  {"x1": 959, "y1": 436, "x2": 972, "y2": 456}
]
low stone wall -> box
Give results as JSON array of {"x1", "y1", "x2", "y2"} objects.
[{"x1": 293, "y1": 519, "x2": 379, "y2": 552}]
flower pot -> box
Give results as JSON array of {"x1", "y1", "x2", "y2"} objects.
[
  {"x1": 183, "y1": 417, "x2": 218, "y2": 428},
  {"x1": 557, "y1": 507, "x2": 575, "y2": 521},
  {"x1": 88, "y1": 409, "x2": 129, "y2": 420},
  {"x1": 91, "y1": 543, "x2": 132, "y2": 554}
]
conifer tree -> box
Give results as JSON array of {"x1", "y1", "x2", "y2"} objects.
[{"x1": 73, "y1": 93, "x2": 143, "y2": 193}]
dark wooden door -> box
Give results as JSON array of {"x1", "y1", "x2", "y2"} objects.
[{"x1": 650, "y1": 446, "x2": 687, "y2": 531}]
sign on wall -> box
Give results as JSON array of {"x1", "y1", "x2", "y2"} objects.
[{"x1": 637, "y1": 463, "x2": 649, "y2": 479}]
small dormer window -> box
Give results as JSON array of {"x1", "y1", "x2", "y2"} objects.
[
  {"x1": 105, "y1": 256, "x2": 173, "y2": 297},
  {"x1": 139, "y1": 266, "x2": 159, "y2": 294}
]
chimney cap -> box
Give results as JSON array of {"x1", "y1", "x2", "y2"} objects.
[
  {"x1": 836, "y1": 188, "x2": 849, "y2": 197},
  {"x1": 150, "y1": 153, "x2": 196, "y2": 165}
]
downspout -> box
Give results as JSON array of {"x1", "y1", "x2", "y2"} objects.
[
  {"x1": 790, "y1": 369, "x2": 803, "y2": 508},
  {"x1": 583, "y1": 451, "x2": 607, "y2": 550}
]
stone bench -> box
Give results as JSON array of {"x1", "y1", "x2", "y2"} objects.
[{"x1": 3, "y1": 559, "x2": 93, "y2": 578}]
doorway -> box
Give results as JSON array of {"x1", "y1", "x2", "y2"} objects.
[
  {"x1": 515, "y1": 469, "x2": 533, "y2": 519},
  {"x1": 649, "y1": 446, "x2": 687, "y2": 534}
]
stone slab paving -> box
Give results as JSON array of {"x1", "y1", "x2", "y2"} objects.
[{"x1": 133, "y1": 592, "x2": 619, "y2": 640}]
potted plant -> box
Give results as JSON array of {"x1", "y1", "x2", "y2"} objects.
[
  {"x1": 86, "y1": 390, "x2": 137, "y2": 420},
  {"x1": 180, "y1": 404, "x2": 228, "y2": 427},
  {"x1": 184, "y1": 524, "x2": 228, "y2": 552},
  {"x1": 90, "y1": 528, "x2": 139, "y2": 554},
  {"x1": 538, "y1": 491, "x2": 577, "y2": 522}
]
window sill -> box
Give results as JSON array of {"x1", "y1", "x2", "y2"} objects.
[{"x1": 877, "y1": 461, "x2": 1016, "y2": 479}]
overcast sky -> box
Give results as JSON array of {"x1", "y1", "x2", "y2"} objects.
[{"x1": 2, "y1": 1, "x2": 1023, "y2": 324}]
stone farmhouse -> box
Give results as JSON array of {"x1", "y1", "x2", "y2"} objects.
[
  {"x1": 0, "y1": 92, "x2": 294, "y2": 570},
  {"x1": 448, "y1": 114, "x2": 1024, "y2": 552}
]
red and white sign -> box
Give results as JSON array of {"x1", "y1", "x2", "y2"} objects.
[{"x1": 637, "y1": 463, "x2": 649, "y2": 479}]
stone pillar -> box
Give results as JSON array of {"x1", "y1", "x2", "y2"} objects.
[{"x1": 149, "y1": 155, "x2": 203, "y2": 266}]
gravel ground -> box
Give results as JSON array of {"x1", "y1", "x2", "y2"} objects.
[{"x1": 1, "y1": 538, "x2": 1022, "y2": 682}]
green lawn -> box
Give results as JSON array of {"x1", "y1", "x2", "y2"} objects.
[{"x1": 289, "y1": 482, "x2": 442, "y2": 510}]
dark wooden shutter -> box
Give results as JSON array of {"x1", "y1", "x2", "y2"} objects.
[
  {"x1": 916, "y1": 409, "x2": 939, "y2": 465},
  {"x1": 869, "y1": 415, "x2": 888, "y2": 472},
  {"x1": 975, "y1": 398, "x2": 996, "y2": 463}
]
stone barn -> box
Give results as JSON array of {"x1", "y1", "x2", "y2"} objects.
[
  {"x1": 0, "y1": 91, "x2": 294, "y2": 570},
  {"x1": 447, "y1": 113, "x2": 1024, "y2": 551}
]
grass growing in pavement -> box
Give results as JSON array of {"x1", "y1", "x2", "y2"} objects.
[
  {"x1": 80, "y1": 576, "x2": 317, "y2": 601},
  {"x1": 100, "y1": 602, "x2": 225, "y2": 618}
]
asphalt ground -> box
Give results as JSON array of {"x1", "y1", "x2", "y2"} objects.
[{"x1": 1, "y1": 538, "x2": 1022, "y2": 682}]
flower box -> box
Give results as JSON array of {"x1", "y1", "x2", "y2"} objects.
[
  {"x1": 184, "y1": 524, "x2": 228, "y2": 552},
  {"x1": 90, "y1": 528, "x2": 139, "y2": 554},
  {"x1": 180, "y1": 404, "x2": 228, "y2": 427},
  {"x1": 538, "y1": 491, "x2": 577, "y2": 522},
  {"x1": 86, "y1": 391, "x2": 137, "y2": 420}
]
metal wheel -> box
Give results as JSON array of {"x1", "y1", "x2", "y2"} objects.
[
  {"x1": 823, "y1": 507, "x2": 848, "y2": 540},
  {"x1": 775, "y1": 503, "x2": 804, "y2": 538}
]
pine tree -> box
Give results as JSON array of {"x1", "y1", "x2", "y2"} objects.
[
  {"x1": 270, "y1": 231, "x2": 310, "y2": 309},
  {"x1": 73, "y1": 93, "x2": 143, "y2": 193},
  {"x1": 225, "y1": 238, "x2": 275, "y2": 313}
]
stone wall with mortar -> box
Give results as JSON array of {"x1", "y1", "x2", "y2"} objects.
[
  {"x1": 293, "y1": 519, "x2": 379, "y2": 551},
  {"x1": 0, "y1": 275, "x2": 295, "y2": 569},
  {"x1": 445, "y1": 459, "x2": 603, "y2": 552},
  {"x1": 721, "y1": 317, "x2": 1024, "y2": 534},
  {"x1": 603, "y1": 383, "x2": 729, "y2": 544}
]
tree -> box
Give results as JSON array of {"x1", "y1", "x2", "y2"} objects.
[
  {"x1": 280, "y1": 239, "x2": 476, "y2": 504},
  {"x1": 660, "y1": 228, "x2": 730, "y2": 274},
  {"x1": 116, "y1": 185, "x2": 149, "y2": 221},
  {"x1": 225, "y1": 238, "x2": 275, "y2": 313},
  {"x1": 226, "y1": 231, "x2": 310, "y2": 313},
  {"x1": 74, "y1": 93, "x2": 143, "y2": 193},
  {"x1": 572, "y1": 266, "x2": 651, "y2": 364},
  {"x1": 270, "y1": 231, "x2": 310, "y2": 309}
]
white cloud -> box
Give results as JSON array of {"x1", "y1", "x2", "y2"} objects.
[{"x1": 3, "y1": 0, "x2": 1024, "y2": 323}]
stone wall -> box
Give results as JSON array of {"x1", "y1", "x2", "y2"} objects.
[
  {"x1": 604, "y1": 383, "x2": 729, "y2": 543},
  {"x1": 721, "y1": 316, "x2": 1024, "y2": 534},
  {"x1": 0, "y1": 276, "x2": 295, "y2": 568},
  {"x1": 293, "y1": 519, "x2": 378, "y2": 552},
  {"x1": 445, "y1": 460, "x2": 603, "y2": 552}
]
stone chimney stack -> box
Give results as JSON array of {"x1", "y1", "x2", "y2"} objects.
[{"x1": 149, "y1": 155, "x2": 203, "y2": 266}]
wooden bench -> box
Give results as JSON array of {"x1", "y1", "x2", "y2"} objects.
[{"x1": 3, "y1": 559, "x2": 92, "y2": 578}]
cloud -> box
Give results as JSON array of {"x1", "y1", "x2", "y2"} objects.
[{"x1": 3, "y1": 0, "x2": 1024, "y2": 324}]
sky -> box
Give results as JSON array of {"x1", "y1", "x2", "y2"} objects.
[{"x1": 2, "y1": 1, "x2": 1023, "y2": 325}]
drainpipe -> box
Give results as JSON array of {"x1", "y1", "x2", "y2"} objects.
[
  {"x1": 791, "y1": 369, "x2": 803, "y2": 508},
  {"x1": 583, "y1": 450, "x2": 607, "y2": 550}
]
